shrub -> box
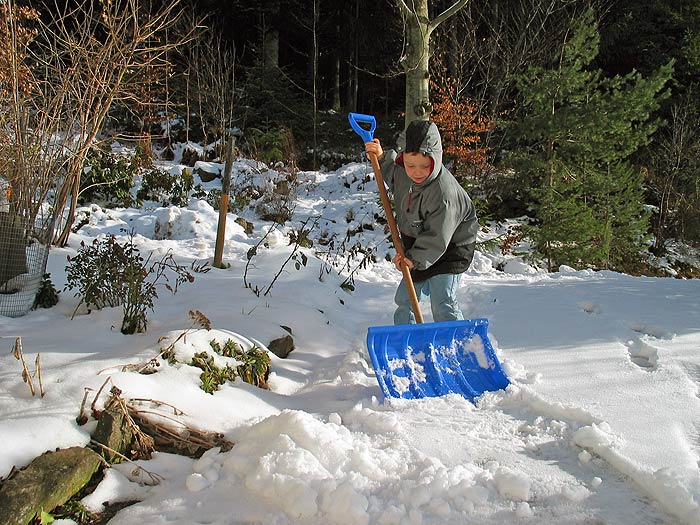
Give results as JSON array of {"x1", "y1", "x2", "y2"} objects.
[
  {"x1": 65, "y1": 236, "x2": 132, "y2": 310},
  {"x1": 206, "y1": 186, "x2": 253, "y2": 213},
  {"x1": 79, "y1": 148, "x2": 137, "y2": 207},
  {"x1": 245, "y1": 127, "x2": 297, "y2": 167},
  {"x1": 253, "y1": 172, "x2": 299, "y2": 223},
  {"x1": 136, "y1": 167, "x2": 196, "y2": 207},
  {"x1": 254, "y1": 192, "x2": 294, "y2": 223},
  {"x1": 191, "y1": 338, "x2": 271, "y2": 393},
  {"x1": 65, "y1": 232, "x2": 194, "y2": 334},
  {"x1": 430, "y1": 76, "x2": 494, "y2": 183},
  {"x1": 180, "y1": 147, "x2": 201, "y2": 167},
  {"x1": 33, "y1": 273, "x2": 59, "y2": 309}
]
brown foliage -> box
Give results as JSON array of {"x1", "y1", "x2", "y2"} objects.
[
  {"x1": 430, "y1": 74, "x2": 493, "y2": 182},
  {"x1": 0, "y1": 4, "x2": 39, "y2": 96}
]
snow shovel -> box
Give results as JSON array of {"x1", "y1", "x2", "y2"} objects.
[{"x1": 349, "y1": 112, "x2": 509, "y2": 402}]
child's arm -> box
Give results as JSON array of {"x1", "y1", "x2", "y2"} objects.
[{"x1": 364, "y1": 138, "x2": 399, "y2": 189}]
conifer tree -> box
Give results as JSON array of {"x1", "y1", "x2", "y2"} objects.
[{"x1": 510, "y1": 9, "x2": 673, "y2": 271}]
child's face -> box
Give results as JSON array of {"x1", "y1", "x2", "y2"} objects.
[{"x1": 403, "y1": 152, "x2": 432, "y2": 184}]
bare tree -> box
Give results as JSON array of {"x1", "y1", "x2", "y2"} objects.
[
  {"x1": 0, "y1": 0, "x2": 193, "y2": 246},
  {"x1": 184, "y1": 18, "x2": 238, "y2": 155}
]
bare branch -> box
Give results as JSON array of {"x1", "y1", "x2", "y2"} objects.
[{"x1": 429, "y1": 0, "x2": 470, "y2": 34}]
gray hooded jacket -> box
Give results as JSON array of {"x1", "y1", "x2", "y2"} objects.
[{"x1": 380, "y1": 120, "x2": 478, "y2": 281}]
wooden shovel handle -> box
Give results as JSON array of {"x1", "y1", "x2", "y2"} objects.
[{"x1": 367, "y1": 152, "x2": 424, "y2": 324}]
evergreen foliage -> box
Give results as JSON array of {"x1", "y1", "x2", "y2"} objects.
[
  {"x1": 33, "y1": 273, "x2": 59, "y2": 310},
  {"x1": 79, "y1": 149, "x2": 140, "y2": 208},
  {"x1": 509, "y1": 10, "x2": 673, "y2": 271},
  {"x1": 238, "y1": 65, "x2": 312, "y2": 138}
]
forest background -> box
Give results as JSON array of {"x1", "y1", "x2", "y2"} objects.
[{"x1": 4, "y1": 0, "x2": 700, "y2": 276}]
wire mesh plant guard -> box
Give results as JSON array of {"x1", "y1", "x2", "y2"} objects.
[{"x1": 0, "y1": 177, "x2": 50, "y2": 317}]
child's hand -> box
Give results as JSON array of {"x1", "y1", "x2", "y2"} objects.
[
  {"x1": 364, "y1": 139, "x2": 384, "y2": 159},
  {"x1": 392, "y1": 253, "x2": 414, "y2": 270}
]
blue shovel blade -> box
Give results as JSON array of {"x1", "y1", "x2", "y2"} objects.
[{"x1": 366, "y1": 318, "x2": 509, "y2": 402}]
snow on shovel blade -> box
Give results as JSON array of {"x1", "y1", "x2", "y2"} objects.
[{"x1": 366, "y1": 318, "x2": 509, "y2": 402}]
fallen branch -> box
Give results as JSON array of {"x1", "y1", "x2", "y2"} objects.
[
  {"x1": 126, "y1": 400, "x2": 233, "y2": 456},
  {"x1": 89, "y1": 440, "x2": 163, "y2": 486}
]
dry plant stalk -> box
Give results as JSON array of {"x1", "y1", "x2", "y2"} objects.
[
  {"x1": 35, "y1": 353, "x2": 45, "y2": 397},
  {"x1": 89, "y1": 440, "x2": 163, "y2": 485},
  {"x1": 76, "y1": 375, "x2": 113, "y2": 424},
  {"x1": 12, "y1": 337, "x2": 34, "y2": 396},
  {"x1": 76, "y1": 387, "x2": 93, "y2": 425},
  {"x1": 76, "y1": 311, "x2": 229, "y2": 458},
  {"x1": 12, "y1": 337, "x2": 45, "y2": 397},
  {"x1": 95, "y1": 309, "x2": 212, "y2": 376},
  {"x1": 87, "y1": 378, "x2": 231, "y2": 459},
  {"x1": 189, "y1": 309, "x2": 212, "y2": 330},
  {"x1": 105, "y1": 386, "x2": 155, "y2": 459}
]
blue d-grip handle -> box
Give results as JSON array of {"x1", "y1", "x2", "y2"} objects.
[{"x1": 348, "y1": 113, "x2": 376, "y2": 143}]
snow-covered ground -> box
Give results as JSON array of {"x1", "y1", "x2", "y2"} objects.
[{"x1": 1, "y1": 154, "x2": 699, "y2": 524}]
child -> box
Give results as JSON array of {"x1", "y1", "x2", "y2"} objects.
[{"x1": 364, "y1": 120, "x2": 478, "y2": 325}]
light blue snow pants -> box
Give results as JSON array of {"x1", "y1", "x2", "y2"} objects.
[{"x1": 393, "y1": 272, "x2": 464, "y2": 325}]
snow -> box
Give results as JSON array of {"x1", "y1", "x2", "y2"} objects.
[{"x1": 1, "y1": 156, "x2": 700, "y2": 524}]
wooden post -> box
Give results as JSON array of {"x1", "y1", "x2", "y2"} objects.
[{"x1": 214, "y1": 135, "x2": 235, "y2": 268}]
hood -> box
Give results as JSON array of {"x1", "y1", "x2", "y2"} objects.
[{"x1": 395, "y1": 120, "x2": 443, "y2": 182}]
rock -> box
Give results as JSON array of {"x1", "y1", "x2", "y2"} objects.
[
  {"x1": 268, "y1": 334, "x2": 295, "y2": 358},
  {"x1": 0, "y1": 447, "x2": 102, "y2": 525},
  {"x1": 234, "y1": 217, "x2": 254, "y2": 235},
  {"x1": 92, "y1": 407, "x2": 133, "y2": 463},
  {"x1": 192, "y1": 162, "x2": 222, "y2": 183},
  {"x1": 274, "y1": 179, "x2": 291, "y2": 195}
]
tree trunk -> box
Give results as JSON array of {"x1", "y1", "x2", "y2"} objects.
[
  {"x1": 262, "y1": 2, "x2": 280, "y2": 71},
  {"x1": 395, "y1": 0, "x2": 469, "y2": 128},
  {"x1": 263, "y1": 29, "x2": 279, "y2": 71},
  {"x1": 332, "y1": 56, "x2": 341, "y2": 112},
  {"x1": 349, "y1": 0, "x2": 360, "y2": 112},
  {"x1": 332, "y1": 13, "x2": 342, "y2": 112},
  {"x1": 312, "y1": 0, "x2": 319, "y2": 169},
  {"x1": 404, "y1": 11, "x2": 431, "y2": 124}
]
